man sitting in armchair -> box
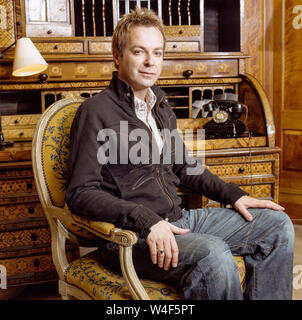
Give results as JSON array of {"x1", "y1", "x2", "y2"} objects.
[{"x1": 65, "y1": 7, "x2": 294, "y2": 300}]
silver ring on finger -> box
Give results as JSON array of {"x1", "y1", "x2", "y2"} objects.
[{"x1": 158, "y1": 248, "x2": 165, "y2": 255}]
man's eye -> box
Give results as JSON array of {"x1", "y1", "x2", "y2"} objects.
[
  {"x1": 154, "y1": 51, "x2": 163, "y2": 57},
  {"x1": 134, "y1": 50, "x2": 143, "y2": 55}
]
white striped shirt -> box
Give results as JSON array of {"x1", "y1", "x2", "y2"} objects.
[{"x1": 134, "y1": 89, "x2": 164, "y2": 154}]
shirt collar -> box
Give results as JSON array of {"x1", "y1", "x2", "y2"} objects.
[{"x1": 134, "y1": 88, "x2": 157, "y2": 113}]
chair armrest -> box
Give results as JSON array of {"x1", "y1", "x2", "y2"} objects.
[
  {"x1": 48, "y1": 205, "x2": 138, "y2": 247},
  {"x1": 48, "y1": 205, "x2": 148, "y2": 299}
]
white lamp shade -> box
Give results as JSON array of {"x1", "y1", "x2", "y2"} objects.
[{"x1": 12, "y1": 38, "x2": 48, "y2": 77}]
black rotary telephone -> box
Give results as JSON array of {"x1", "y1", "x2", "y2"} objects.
[{"x1": 201, "y1": 94, "x2": 248, "y2": 138}]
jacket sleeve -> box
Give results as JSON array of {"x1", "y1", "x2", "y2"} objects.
[
  {"x1": 175, "y1": 163, "x2": 248, "y2": 207},
  {"x1": 65, "y1": 100, "x2": 162, "y2": 239},
  {"x1": 169, "y1": 113, "x2": 248, "y2": 207}
]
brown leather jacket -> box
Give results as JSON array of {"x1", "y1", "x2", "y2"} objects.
[{"x1": 65, "y1": 72, "x2": 247, "y2": 239}]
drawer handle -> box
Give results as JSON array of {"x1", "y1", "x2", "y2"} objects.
[
  {"x1": 54, "y1": 45, "x2": 59, "y2": 50},
  {"x1": 238, "y1": 167, "x2": 245, "y2": 174},
  {"x1": 172, "y1": 44, "x2": 178, "y2": 49},
  {"x1": 33, "y1": 258, "x2": 40, "y2": 267},
  {"x1": 39, "y1": 73, "x2": 48, "y2": 83},
  {"x1": 47, "y1": 30, "x2": 52, "y2": 34},
  {"x1": 19, "y1": 132, "x2": 24, "y2": 136},
  {"x1": 178, "y1": 29, "x2": 184, "y2": 35},
  {"x1": 28, "y1": 207, "x2": 35, "y2": 214},
  {"x1": 31, "y1": 233, "x2": 38, "y2": 241},
  {"x1": 183, "y1": 69, "x2": 193, "y2": 79},
  {"x1": 14, "y1": 119, "x2": 19, "y2": 124}
]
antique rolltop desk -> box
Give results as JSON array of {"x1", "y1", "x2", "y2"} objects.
[{"x1": 0, "y1": 0, "x2": 280, "y2": 296}]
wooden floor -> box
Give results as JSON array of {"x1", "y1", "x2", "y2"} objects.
[{"x1": 11, "y1": 224, "x2": 302, "y2": 300}]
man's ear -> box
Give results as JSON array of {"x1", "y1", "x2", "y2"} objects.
[{"x1": 112, "y1": 51, "x2": 120, "y2": 67}]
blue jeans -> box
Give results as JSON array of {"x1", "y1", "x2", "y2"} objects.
[{"x1": 100, "y1": 207, "x2": 295, "y2": 300}]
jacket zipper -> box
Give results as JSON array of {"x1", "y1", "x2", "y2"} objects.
[
  {"x1": 154, "y1": 96, "x2": 175, "y2": 211},
  {"x1": 130, "y1": 93, "x2": 175, "y2": 210},
  {"x1": 156, "y1": 167, "x2": 174, "y2": 210}
]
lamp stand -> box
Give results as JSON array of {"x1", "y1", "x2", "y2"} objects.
[
  {"x1": 0, "y1": 41, "x2": 16, "y2": 59},
  {"x1": 0, "y1": 112, "x2": 13, "y2": 150}
]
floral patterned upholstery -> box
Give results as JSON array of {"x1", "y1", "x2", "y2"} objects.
[
  {"x1": 41, "y1": 101, "x2": 101, "y2": 241},
  {"x1": 42, "y1": 103, "x2": 77, "y2": 208},
  {"x1": 39, "y1": 97, "x2": 246, "y2": 299},
  {"x1": 65, "y1": 250, "x2": 183, "y2": 300},
  {"x1": 65, "y1": 250, "x2": 245, "y2": 300}
]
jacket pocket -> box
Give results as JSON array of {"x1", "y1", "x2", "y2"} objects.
[
  {"x1": 132, "y1": 176, "x2": 156, "y2": 191},
  {"x1": 111, "y1": 165, "x2": 175, "y2": 215}
]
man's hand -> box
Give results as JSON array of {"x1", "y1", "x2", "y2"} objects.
[
  {"x1": 234, "y1": 195, "x2": 285, "y2": 222},
  {"x1": 146, "y1": 220, "x2": 190, "y2": 271}
]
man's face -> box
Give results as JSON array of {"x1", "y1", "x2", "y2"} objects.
[{"x1": 113, "y1": 25, "x2": 164, "y2": 100}]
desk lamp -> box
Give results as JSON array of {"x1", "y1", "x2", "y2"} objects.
[{"x1": 0, "y1": 38, "x2": 48, "y2": 149}]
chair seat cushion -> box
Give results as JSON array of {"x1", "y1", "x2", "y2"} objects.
[{"x1": 64, "y1": 251, "x2": 246, "y2": 300}]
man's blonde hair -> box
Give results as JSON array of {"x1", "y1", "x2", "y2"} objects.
[{"x1": 112, "y1": 7, "x2": 166, "y2": 59}]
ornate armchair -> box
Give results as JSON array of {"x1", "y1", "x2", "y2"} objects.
[{"x1": 32, "y1": 96, "x2": 246, "y2": 300}]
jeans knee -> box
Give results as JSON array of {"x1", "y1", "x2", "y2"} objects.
[
  {"x1": 268, "y1": 210, "x2": 294, "y2": 241},
  {"x1": 255, "y1": 209, "x2": 295, "y2": 253},
  {"x1": 179, "y1": 235, "x2": 243, "y2": 299},
  {"x1": 190, "y1": 234, "x2": 234, "y2": 267},
  {"x1": 279, "y1": 211, "x2": 295, "y2": 248}
]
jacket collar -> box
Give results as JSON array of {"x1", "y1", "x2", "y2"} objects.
[{"x1": 109, "y1": 71, "x2": 165, "y2": 109}]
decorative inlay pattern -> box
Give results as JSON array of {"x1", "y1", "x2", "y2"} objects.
[
  {"x1": 0, "y1": 0, "x2": 15, "y2": 49},
  {"x1": 35, "y1": 42, "x2": 84, "y2": 54},
  {"x1": 0, "y1": 227, "x2": 51, "y2": 249},
  {"x1": 0, "y1": 178, "x2": 36, "y2": 194},
  {"x1": 0, "y1": 202, "x2": 44, "y2": 222},
  {"x1": 208, "y1": 162, "x2": 273, "y2": 178}
]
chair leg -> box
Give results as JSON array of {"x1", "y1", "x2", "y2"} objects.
[
  {"x1": 61, "y1": 293, "x2": 74, "y2": 300},
  {"x1": 58, "y1": 279, "x2": 92, "y2": 300},
  {"x1": 119, "y1": 246, "x2": 150, "y2": 300},
  {"x1": 58, "y1": 280, "x2": 73, "y2": 300}
]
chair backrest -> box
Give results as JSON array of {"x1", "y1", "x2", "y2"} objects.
[
  {"x1": 32, "y1": 96, "x2": 101, "y2": 244},
  {"x1": 32, "y1": 96, "x2": 85, "y2": 208}
]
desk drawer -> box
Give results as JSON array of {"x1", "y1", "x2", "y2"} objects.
[
  {"x1": 2, "y1": 115, "x2": 40, "y2": 141},
  {"x1": 0, "y1": 177, "x2": 36, "y2": 195},
  {"x1": 0, "y1": 227, "x2": 51, "y2": 250},
  {"x1": 208, "y1": 161, "x2": 274, "y2": 178},
  {"x1": 2, "y1": 128, "x2": 35, "y2": 141},
  {"x1": 35, "y1": 41, "x2": 84, "y2": 54},
  {"x1": 162, "y1": 59, "x2": 238, "y2": 78},
  {"x1": 2, "y1": 115, "x2": 41, "y2": 127},
  {"x1": 0, "y1": 202, "x2": 46, "y2": 231},
  {"x1": 165, "y1": 41, "x2": 200, "y2": 53},
  {"x1": 164, "y1": 25, "x2": 201, "y2": 39},
  {"x1": 1, "y1": 251, "x2": 76, "y2": 286},
  {"x1": 2, "y1": 254, "x2": 55, "y2": 277},
  {"x1": 0, "y1": 202, "x2": 44, "y2": 222}
]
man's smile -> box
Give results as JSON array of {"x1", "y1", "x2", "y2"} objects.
[{"x1": 139, "y1": 71, "x2": 156, "y2": 76}]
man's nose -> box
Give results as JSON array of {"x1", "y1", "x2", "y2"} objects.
[{"x1": 144, "y1": 53, "x2": 154, "y2": 65}]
